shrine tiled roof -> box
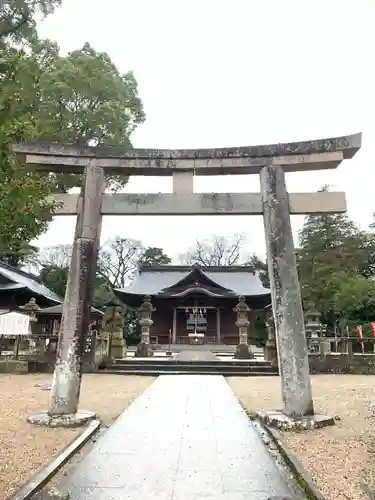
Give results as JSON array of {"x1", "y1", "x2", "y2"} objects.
[
  {"x1": 0, "y1": 262, "x2": 62, "y2": 304},
  {"x1": 114, "y1": 265, "x2": 270, "y2": 300}
]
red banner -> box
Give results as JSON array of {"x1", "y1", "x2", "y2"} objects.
[
  {"x1": 357, "y1": 325, "x2": 365, "y2": 353},
  {"x1": 357, "y1": 325, "x2": 363, "y2": 339},
  {"x1": 371, "y1": 322, "x2": 375, "y2": 337}
]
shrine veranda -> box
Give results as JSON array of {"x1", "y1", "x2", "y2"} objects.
[{"x1": 13, "y1": 132, "x2": 362, "y2": 424}]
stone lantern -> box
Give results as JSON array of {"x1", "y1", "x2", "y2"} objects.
[
  {"x1": 304, "y1": 304, "x2": 327, "y2": 354},
  {"x1": 264, "y1": 312, "x2": 278, "y2": 366},
  {"x1": 135, "y1": 295, "x2": 155, "y2": 357},
  {"x1": 234, "y1": 296, "x2": 254, "y2": 359},
  {"x1": 19, "y1": 297, "x2": 42, "y2": 353},
  {"x1": 19, "y1": 297, "x2": 42, "y2": 322}
]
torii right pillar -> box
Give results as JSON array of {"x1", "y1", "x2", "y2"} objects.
[{"x1": 260, "y1": 165, "x2": 334, "y2": 429}]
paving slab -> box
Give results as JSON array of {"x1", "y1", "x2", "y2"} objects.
[
  {"x1": 58, "y1": 375, "x2": 303, "y2": 500},
  {"x1": 174, "y1": 349, "x2": 219, "y2": 361}
]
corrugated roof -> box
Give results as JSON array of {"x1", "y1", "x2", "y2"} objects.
[
  {"x1": 0, "y1": 262, "x2": 63, "y2": 304},
  {"x1": 40, "y1": 304, "x2": 104, "y2": 316},
  {"x1": 203, "y1": 271, "x2": 268, "y2": 296},
  {"x1": 115, "y1": 266, "x2": 270, "y2": 297}
]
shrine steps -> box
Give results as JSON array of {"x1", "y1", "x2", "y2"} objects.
[
  {"x1": 99, "y1": 360, "x2": 278, "y2": 376},
  {"x1": 99, "y1": 370, "x2": 278, "y2": 376}
]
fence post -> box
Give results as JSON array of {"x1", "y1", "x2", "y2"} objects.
[{"x1": 347, "y1": 341, "x2": 353, "y2": 358}]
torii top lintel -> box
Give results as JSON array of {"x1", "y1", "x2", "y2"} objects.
[{"x1": 13, "y1": 132, "x2": 362, "y2": 176}]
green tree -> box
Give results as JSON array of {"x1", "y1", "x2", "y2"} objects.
[
  {"x1": 1, "y1": 28, "x2": 145, "y2": 256},
  {"x1": 0, "y1": 6, "x2": 60, "y2": 265},
  {"x1": 0, "y1": 0, "x2": 60, "y2": 43},
  {"x1": 0, "y1": 124, "x2": 58, "y2": 263},
  {"x1": 332, "y1": 274, "x2": 375, "y2": 323},
  {"x1": 138, "y1": 247, "x2": 171, "y2": 267},
  {"x1": 297, "y1": 188, "x2": 370, "y2": 324},
  {"x1": 39, "y1": 264, "x2": 68, "y2": 297},
  {"x1": 246, "y1": 254, "x2": 269, "y2": 288},
  {"x1": 32, "y1": 41, "x2": 145, "y2": 192},
  {"x1": 36, "y1": 244, "x2": 110, "y2": 307},
  {"x1": 360, "y1": 216, "x2": 375, "y2": 279}
]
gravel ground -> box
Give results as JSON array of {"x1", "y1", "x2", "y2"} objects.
[
  {"x1": 0, "y1": 373, "x2": 154, "y2": 500},
  {"x1": 228, "y1": 375, "x2": 375, "y2": 500}
]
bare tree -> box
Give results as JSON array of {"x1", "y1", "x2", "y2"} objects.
[
  {"x1": 37, "y1": 245, "x2": 72, "y2": 268},
  {"x1": 24, "y1": 244, "x2": 72, "y2": 274},
  {"x1": 179, "y1": 234, "x2": 246, "y2": 266},
  {"x1": 97, "y1": 237, "x2": 143, "y2": 288},
  {"x1": 30, "y1": 239, "x2": 168, "y2": 291}
]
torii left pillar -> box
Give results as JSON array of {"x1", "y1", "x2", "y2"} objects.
[{"x1": 28, "y1": 163, "x2": 105, "y2": 427}]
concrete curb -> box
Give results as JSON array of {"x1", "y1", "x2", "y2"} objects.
[
  {"x1": 264, "y1": 425, "x2": 327, "y2": 500},
  {"x1": 10, "y1": 419, "x2": 101, "y2": 500}
]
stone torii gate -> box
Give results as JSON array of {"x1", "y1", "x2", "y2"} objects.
[{"x1": 14, "y1": 132, "x2": 361, "y2": 427}]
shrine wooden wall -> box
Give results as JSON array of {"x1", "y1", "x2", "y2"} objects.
[{"x1": 150, "y1": 305, "x2": 245, "y2": 345}]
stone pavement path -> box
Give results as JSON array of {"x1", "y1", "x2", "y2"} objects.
[
  {"x1": 174, "y1": 349, "x2": 219, "y2": 361},
  {"x1": 59, "y1": 375, "x2": 303, "y2": 500}
]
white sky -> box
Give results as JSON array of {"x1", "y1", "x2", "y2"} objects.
[{"x1": 34, "y1": 0, "x2": 374, "y2": 261}]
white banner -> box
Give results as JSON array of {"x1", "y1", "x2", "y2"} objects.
[{"x1": 0, "y1": 312, "x2": 30, "y2": 337}]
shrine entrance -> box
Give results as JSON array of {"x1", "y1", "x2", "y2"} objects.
[
  {"x1": 14, "y1": 132, "x2": 361, "y2": 425},
  {"x1": 184, "y1": 306, "x2": 209, "y2": 344}
]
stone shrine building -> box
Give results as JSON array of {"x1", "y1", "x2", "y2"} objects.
[{"x1": 114, "y1": 265, "x2": 270, "y2": 345}]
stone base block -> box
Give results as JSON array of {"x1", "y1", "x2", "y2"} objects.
[
  {"x1": 33, "y1": 487, "x2": 70, "y2": 500},
  {"x1": 27, "y1": 410, "x2": 96, "y2": 428},
  {"x1": 110, "y1": 336, "x2": 127, "y2": 359},
  {"x1": 135, "y1": 342, "x2": 153, "y2": 357},
  {"x1": 234, "y1": 343, "x2": 254, "y2": 359},
  {"x1": 264, "y1": 343, "x2": 278, "y2": 366},
  {"x1": 0, "y1": 359, "x2": 28, "y2": 374},
  {"x1": 258, "y1": 409, "x2": 335, "y2": 431}
]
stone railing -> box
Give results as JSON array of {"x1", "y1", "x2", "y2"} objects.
[
  {"x1": 1, "y1": 330, "x2": 110, "y2": 373},
  {"x1": 263, "y1": 336, "x2": 375, "y2": 374},
  {"x1": 175, "y1": 336, "x2": 190, "y2": 344},
  {"x1": 307, "y1": 337, "x2": 375, "y2": 374}
]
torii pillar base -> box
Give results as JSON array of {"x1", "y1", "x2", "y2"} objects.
[
  {"x1": 258, "y1": 410, "x2": 334, "y2": 431},
  {"x1": 27, "y1": 410, "x2": 96, "y2": 428}
]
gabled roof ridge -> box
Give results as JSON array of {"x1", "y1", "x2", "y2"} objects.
[
  {"x1": 0, "y1": 260, "x2": 43, "y2": 284},
  {"x1": 139, "y1": 264, "x2": 257, "y2": 274},
  {"x1": 160, "y1": 267, "x2": 233, "y2": 294}
]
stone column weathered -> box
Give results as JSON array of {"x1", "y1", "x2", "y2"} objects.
[
  {"x1": 135, "y1": 295, "x2": 155, "y2": 357},
  {"x1": 260, "y1": 165, "x2": 314, "y2": 418},
  {"x1": 28, "y1": 164, "x2": 105, "y2": 427},
  {"x1": 234, "y1": 296, "x2": 254, "y2": 359}
]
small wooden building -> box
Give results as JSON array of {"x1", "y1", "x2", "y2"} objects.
[
  {"x1": 34, "y1": 303, "x2": 104, "y2": 337},
  {"x1": 114, "y1": 265, "x2": 271, "y2": 345},
  {"x1": 0, "y1": 261, "x2": 102, "y2": 342}
]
